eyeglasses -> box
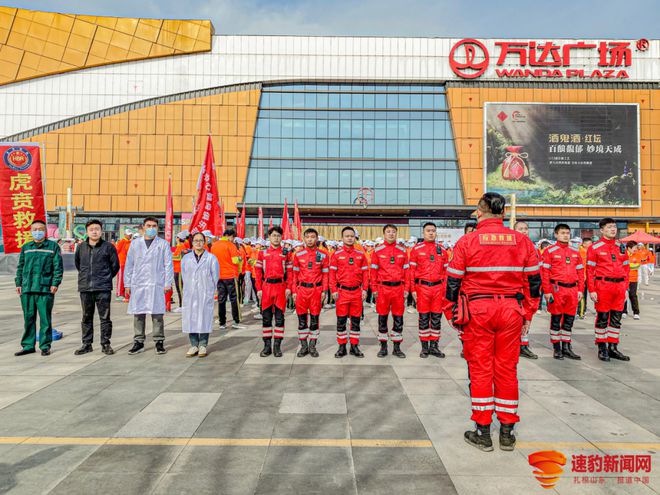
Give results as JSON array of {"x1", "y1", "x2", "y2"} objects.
[{"x1": 192, "y1": 239, "x2": 205, "y2": 243}]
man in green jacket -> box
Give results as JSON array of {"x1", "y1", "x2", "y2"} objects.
[{"x1": 14, "y1": 219, "x2": 63, "y2": 356}]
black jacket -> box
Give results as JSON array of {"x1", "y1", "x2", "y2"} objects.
[{"x1": 75, "y1": 238, "x2": 120, "y2": 292}]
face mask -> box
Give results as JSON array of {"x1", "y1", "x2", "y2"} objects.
[
  {"x1": 145, "y1": 227, "x2": 158, "y2": 237},
  {"x1": 31, "y1": 230, "x2": 45, "y2": 241}
]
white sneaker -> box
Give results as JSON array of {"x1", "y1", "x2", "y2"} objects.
[
  {"x1": 232, "y1": 323, "x2": 247, "y2": 329},
  {"x1": 254, "y1": 313, "x2": 262, "y2": 320},
  {"x1": 633, "y1": 314, "x2": 640, "y2": 320},
  {"x1": 219, "y1": 324, "x2": 227, "y2": 330},
  {"x1": 407, "y1": 307, "x2": 416, "y2": 314},
  {"x1": 198, "y1": 346, "x2": 208, "y2": 357},
  {"x1": 186, "y1": 346, "x2": 198, "y2": 357},
  {"x1": 622, "y1": 313, "x2": 628, "y2": 319},
  {"x1": 173, "y1": 307, "x2": 182, "y2": 313}
]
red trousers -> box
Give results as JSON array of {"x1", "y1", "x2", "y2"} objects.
[
  {"x1": 547, "y1": 285, "x2": 579, "y2": 344},
  {"x1": 593, "y1": 280, "x2": 626, "y2": 344},
  {"x1": 376, "y1": 284, "x2": 405, "y2": 316},
  {"x1": 415, "y1": 283, "x2": 444, "y2": 342},
  {"x1": 462, "y1": 298, "x2": 523, "y2": 426},
  {"x1": 336, "y1": 288, "x2": 363, "y2": 345},
  {"x1": 296, "y1": 285, "x2": 323, "y2": 316},
  {"x1": 262, "y1": 281, "x2": 287, "y2": 339},
  {"x1": 116, "y1": 264, "x2": 127, "y2": 298}
]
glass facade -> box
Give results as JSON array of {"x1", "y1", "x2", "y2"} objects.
[{"x1": 244, "y1": 84, "x2": 463, "y2": 206}]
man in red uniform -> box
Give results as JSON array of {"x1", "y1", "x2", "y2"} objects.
[
  {"x1": 409, "y1": 222, "x2": 448, "y2": 359},
  {"x1": 115, "y1": 228, "x2": 132, "y2": 301},
  {"x1": 292, "y1": 228, "x2": 329, "y2": 358},
  {"x1": 446, "y1": 193, "x2": 540, "y2": 452},
  {"x1": 541, "y1": 224, "x2": 584, "y2": 360},
  {"x1": 330, "y1": 226, "x2": 369, "y2": 358},
  {"x1": 371, "y1": 224, "x2": 409, "y2": 358},
  {"x1": 586, "y1": 218, "x2": 630, "y2": 362},
  {"x1": 513, "y1": 220, "x2": 539, "y2": 360},
  {"x1": 254, "y1": 226, "x2": 292, "y2": 358}
]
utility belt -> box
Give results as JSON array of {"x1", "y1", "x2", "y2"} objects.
[
  {"x1": 595, "y1": 277, "x2": 625, "y2": 283},
  {"x1": 467, "y1": 293, "x2": 523, "y2": 302},
  {"x1": 265, "y1": 278, "x2": 284, "y2": 284},
  {"x1": 338, "y1": 284, "x2": 360, "y2": 291},
  {"x1": 298, "y1": 281, "x2": 322, "y2": 288},
  {"x1": 380, "y1": 281, "x2": 403, "y2": 287},
  {"x1": 415, "y1": 278, "x2": 443, "y2": 287},
  {"x1": 550, "y1": 280, "x2": 577, "y2": 288},
  {"x1": 454, "y1": 293, "x2": 523, "y2": 326}
]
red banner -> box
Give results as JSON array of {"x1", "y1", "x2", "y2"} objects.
[
  {"x1": 258, "y1": 207, "x2": 264, "y2": 239},
  {"x1": 281, "y1": 198, "x2": 290, "y2": 239},
  {"x1": 294, "y1": 199, "x2": 302, "y2": 241},
  {"x1": 189, "y1": 136, "x2": 221, "y2": 236},
  {"x1": 268, "y1": 216, "x2": 273, "y2": 230},
  {"x1": 0, "y1": 143, "x2": 46, "y2": 254},
  {"x1": 165, "y1": 175, "x2": 173, "y2": 245},
  {"x1": 236, "y1": 205, "x2": 246, "y2": 238}
]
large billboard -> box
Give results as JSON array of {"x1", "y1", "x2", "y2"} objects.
[{"x1": 484, "y1": 103, "x2": 640, "y2": 207}]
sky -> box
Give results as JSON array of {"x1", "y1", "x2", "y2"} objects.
[{"x1": 3, "y1": 0, "x2": 660, "y2": 38}]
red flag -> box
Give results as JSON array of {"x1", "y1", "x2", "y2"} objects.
[
  {"x1": 234, "y1": 211, "x2": 239, "y2": 233},
  {"x1": 294, "y1": 200, "x2": 302, "y2": 241},
  {"x1": 165, "y1": 175, "x2": 173, "y2": 245},
  {"x1": 219, "y1": 200, "x2": 226, "y2": 233},
  {"x1": 190, "y1": 136, "x2": 221, "y2": 235},
  {"x1": 268, "y1": 216, "x2": 273, "y2": 230},
  {"x1": 258, "y1": 207, "x2": 264, "y2": 239},
  {"x1": 237, "y1": 205, "x2": 246, "y2": 238},
  {"x1": 281, "y1": 198, "x2": 290, "y2": 239}
]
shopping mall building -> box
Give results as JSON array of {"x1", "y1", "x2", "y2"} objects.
[{"x1": 0, "y1": 6, "x2": 659, "y2": 241}]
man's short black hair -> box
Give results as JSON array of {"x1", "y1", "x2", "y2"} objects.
[
  {"x1": 464, "y1": 220, "x2": 477, "y2": 234},
  {"x1": 626, "y1": 240, "x2": 637, "y2": 249},
  {"x1": 30, "y1": 219, "x2": 46, "y2": 227},
  {"x1": 303, "y1": 228, "x2": 319, "y2": 236},
  {"x1": 190, "y1": 232, "x2": 206, "y2": 244},
  {"x1": 268, "y1": 226, "x2": 283, "y2": 236},
  {"x1": 540, "y1": 240, "x2": 551, "y2": 249},
  {"x1": 341, "y1": 226, "x2": 355, "y2": 235},
  {"x1": 478, "y1": 192, "x2": 506, "y2": 215},
  {"x1": 599, "y1": 217, "x2": 616, "y2": 229},
  {"x1": 514, "y1": 220, "x2": 528, "y2": 229},
  {"x1": 554, "y1": 223, "x2": 571, "y2": 234},
  {"x1": 143, "y1": 216, "x2": 159, "y2": 225},
  {"x1": 582, "y1": 237, "x2": 592, "y2": 242},
  {"x1": 86, "y1": 219, "x2": 102, "y2": 229},
  {"x1": 383, "y1": 224, "x2": 398, "y2": 233},
  {"x1": 223, "y1": 229, "x2": 236, "y2": 237},
  {"x1": 422, "y1": 222, "x2": 437, "y2": 230}
]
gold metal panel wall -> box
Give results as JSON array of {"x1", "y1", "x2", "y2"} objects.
[
  {"x1": 0, "y1": 6, "x2": 213, "y2": 85},
  {"x1": 25, "y1": 88, "x2": 260, "y2": 215}
]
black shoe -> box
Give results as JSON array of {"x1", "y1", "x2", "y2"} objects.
[
  {"x1": 419, "y1": 341, "x2": 429, "y2": 359},
  {"x1": 460, "y1": 350, "x2": 465, "y2": 359},
  {"x1": 428, "y1": 341, "x2": 445, "y2": 358},
  {"x1": 41, "y1": 348, "x2": 51, "y2": 356},
  {"x1": 597, "y1": 342, "x2": 610, "y2": 362},
  {"x1": 335, "y1": 343, "x2": 347, "y2": 358},
  {"x1": 14, "y1": 348, "x2": 35, "y2": 357},
  {"x1": 392, "y1": 342, "x2": 406, "y2": 358},
  {"x1": 561, "y1": 342, "x2": 581, "y2": 360},
  {"x1": 102, "y1": 344, "x2": 114, "y2": 355},
  {"x1": 74, "y1": 344, "x2": 93, "y2": 355},
  {"x1": 608, "y1": 343, "x2": 630, "y2": 361},
  {"x1": 553, "y1": 342, "x2": 563, "y2": 360},
  {"x1": 308, "y1": 340, "x2": 319, "y2": 358},
  {"x1": 155, "y1": 341, "x2": 167, "y2": 355},
  {"x1": 520, "y1": 346, "x2": 538, "y2": 359},
  {"x1": 464, "y1": 424, "x2": 493, "y2": 452},
  {"x1": 377, "y1": 341, "x2": 388, "y2": 358},
  {"x1": 260, "y1": 338, "x2": 272, "y2": 357},
  {"x1": 128, "y1": 341, "x2": 145, "y2": 355},
  {"x1": 273, "y1": 338, "x2": 283, "y2": 358},
  {"x1": 349, "y1": 344, "x2": 364, "y2": 358},
  {"x1": 297, "y1": 340, "x2": 309, "y2": 358},
  {"x1": 499, "y1": 423, "x2": 517, "y2": 451}
]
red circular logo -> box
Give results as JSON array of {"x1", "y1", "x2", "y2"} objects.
[
  {"x1": 449, "y1": 39, "x2": 489, "y2": 79},
  {"x1": 636, "y1": 39, "x2": 649, "y2": 51}
]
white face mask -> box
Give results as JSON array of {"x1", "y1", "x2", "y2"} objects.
[{"x1": 31, "y1": 230, "x2": 45, "y2": 241}]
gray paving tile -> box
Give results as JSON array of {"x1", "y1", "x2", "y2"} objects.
[
  {"x1": 74, "y1": 445, "x2": 183, "y2": 474},
  {"x1": 49, "y1": 470, "x2": 164, "y2": 495},
  {"x1": 285, "y1": 375, "x2": 346, "y2": 393},
  {"x1": 168, "y1": 446, "x2": 268, "y2": 474},
  {"x1": 254, "y1": 473, "x2": 357, "y2": 495},
  {"x1": 272, "y1": 413, "x2": 350, "y2": 439},
  {"x1": 290, "y1": 364, "x2": 344, "y2": 377},
  {"x1": 352, "y1": 447, "x2": 446, "y2": 475},
  {"x1": 356, "y1": 473, "x2": 457, "y2": 494},
  {"x1": 261, "y1": 446, "x2": 353, "y2": 474},
  {"x1": 279, "y1": 392, "x2": 347, "y2": 414},
  {"x1": 346, "y1": 393, "x2": 429, "y2": 440},
  {"x1": 153, "y1": 472, "x2": 261, "y2": 495}
]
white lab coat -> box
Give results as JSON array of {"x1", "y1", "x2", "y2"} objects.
[
  {"x1": 181, "y1": 250, "x2": 219, "y2": 334},
  {"x1": 124, "y1": 236, "x2": 174, "y2": 315}
]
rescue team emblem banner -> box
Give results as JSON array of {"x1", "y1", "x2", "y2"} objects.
[
  {"x1": 0, "y1": 143, "x2": 46, "y2": 254},
  {"x1": 484, "y1": 103, "x2": 640, "y2": 207}
]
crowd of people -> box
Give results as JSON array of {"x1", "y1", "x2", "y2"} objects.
[{"x1": 11, "y1": 193, "x2": 657, "y2": 452}]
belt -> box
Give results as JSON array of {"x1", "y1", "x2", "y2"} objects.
[
  {"x1": 265, "y1": 278, "x2": 284, "y2": 284},
  {"x1": 595, "y1": 277, "x2": 625, "y2": 283},
  {"x1": 338, "y1": 284, "x2": 360, "y2": 291},
  {"x1": 550, "y1": 280, "x2": 577, "y2": 288},
  {"x1": 380, "y1": 281, "x2": 403, "y2": 287},
  {"x1": 298, "y1": 281, "x2": 322, "y2": 288},
  {"x1": 467, "y1": 294, "x2": 521, "y2": 302},
  {"x1": 415, "y1": 279, "x2": 443, "y2": 287}
]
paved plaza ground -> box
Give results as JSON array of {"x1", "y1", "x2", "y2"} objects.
[{"x1": 0, "y1": 274, "x2": 659, "y2": 494}]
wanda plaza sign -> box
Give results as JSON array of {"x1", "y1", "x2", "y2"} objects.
[{"x1": 448, "y1": 38, "x2": 652, "y2": 80}]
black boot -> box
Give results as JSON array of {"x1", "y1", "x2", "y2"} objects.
[
  {"x1": 520, "y1": 345, "x2": 538, "y2": 359},
  {"x1": 464, "y1": 423, "x2": 493, "y2": 452},
  {"x1": 428, "y1": 340, "x2": 445, "y2": 358},
  {"x1": 377, "y1": 341, "x2": 388, "y2": 358},
  {"x1": 392, "y1": 342, "x2": 406, "y2": 358},
  {"x1": 102, "y1": 344, "x2": 114, "y2": 355},
  {"x1": 608, "y1": 343, "x2": 630, "y2": 361},
  {"x1": 349, "y1": 344, "x2": 364, "y2": 358},
  {"x1": 14, "y1": 348, "x2": 36, "y2": 357},
  {"x1": 419, "y1": 341, "x2": 429, "y2": 358},
  {"x1": 499, "y1": 423, "x2": 516, "y2": 451},
  {"x1": 335, "y1": 343, "x2": 347, "y2": 358},
  {"x1": 597, "y1": 342, "x2": 610, "y2": 362},
  {"x1": 74, "y1": 344, "x2": 93, "y2": 355},
  {"x1": 562, "y1": 342, "x2": 581, "y2": 360},
  {"x1": 297, "y1": 340, "x2": 309, "y2": 357},
  {"x1": 553, "y1": 342, "x2": 563, "y2": 360},
  {"x1": 273, "y1": 338, "x2": 283, "y2": 358},
  {"x1": 260, "y1": 337, "x2": 272, "y2": 357},
  {"x1": 308, "y1": 339, "x2": 319, "y2": 358}
]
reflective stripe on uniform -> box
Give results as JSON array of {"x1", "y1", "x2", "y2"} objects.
[
  {"x1": 471, "y1": 397, "x2": 494, "y2": 403},
  {"x1": 370, "y1": 264, "x2": 379, "y2": 269},
  {"x1": 587, "y1": 261, "x2": 597, "y2": 266},
  {"x1": 447, "y1": 267, "x2": 465, "y2": 276},
  {"x1": 466, "y1": 266, "x2": 524, "y2": 272},
  {"x1": 575, "y1": 264, "x2": 584, "y2": 270},
  {"x1": 541, "y1": 263, "x2": 552, "y2": 269},
  {"x1": 495, "y1": 398, "x2": 518, "y2": 405},
  {"x1": 523, "y1": 264, "x2": 540, "y2": 272}
]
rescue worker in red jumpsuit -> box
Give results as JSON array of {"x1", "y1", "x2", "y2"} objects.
[
  {"x1": 513, "y1": 220, "x2": 539, "y2": 360},
  {"x1": 371, "y1": 224, "x2": 409, "y2": 358},
  {"x1": 292, "y1": 228, "x2": 329, "y2": 358},
  {"x1": 586, "y1": 217, "x2": 630, "y2": 362},
  {"x1": 409, "y1": 222, "x2": 448, "y2": 358},
  {"x1": 330, "y1": 226, "x2": 369, "y2": 358},
  {"x1": 540, "y1": 223, "x2": 584, "y2": 360},
  {"x1": 255, "y1": 226, "x2": 292, "y2": 358},
  {"x1": 446, "y1": 193, "x2": 541, "y2": 452}
]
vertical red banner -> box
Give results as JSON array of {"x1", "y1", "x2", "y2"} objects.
[
  {"x1": 165, "y1": 175, "x2": 173, "y2": 245},
  {"x1": 281, "y1": 198, "x2": 290, "y2": 239},
  {"x1": 258, "y1": 207, "x2": 264, "y2": 239},
  {"x1": 294, "y1": 199, "x2": 302, "y2": 241},
  {"x1": 0, "y1": 143, "x2": 46, "y2": 254},
  {"x1": 189, "y1": 136, "x2": 221, "y2": 236}
]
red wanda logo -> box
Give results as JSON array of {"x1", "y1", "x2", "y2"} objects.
[{"x1": 449, "y1": 39, "x2": 489, "y2": 79}]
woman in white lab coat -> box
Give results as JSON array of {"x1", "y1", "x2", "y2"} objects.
[{"x1": 181, "y1": 232, "x2": 219, "y2": 357}]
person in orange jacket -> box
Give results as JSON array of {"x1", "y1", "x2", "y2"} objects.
[
  {"x1": 171, "y1": 231, "x2": 190, "y2": 311},
  {"x1": 624, "y1": 241, "x2": 642, "y2": 319},
  {"x1": 210, "y1": 229, "x2": 245, "y2": 330},
  {"x1": 115, "y1": 228, "x2": 133, "y2": 301}
]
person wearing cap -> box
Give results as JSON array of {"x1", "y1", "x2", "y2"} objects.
[
  {"x1": 116, "y1": 228, "x2": 133, "y2": 301},
  {"x1": 243, "y1": 238, "x2": 258, "y2": 305},
  {"x1": 210, "y1": 229, "x2": 245, "y2": 330},
  {"x1": 171, "y1": 231, "x2": 190, "y2": 312},
  {"x1": 202, "y1": 230, "x2": 215, "y2": 251}
]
